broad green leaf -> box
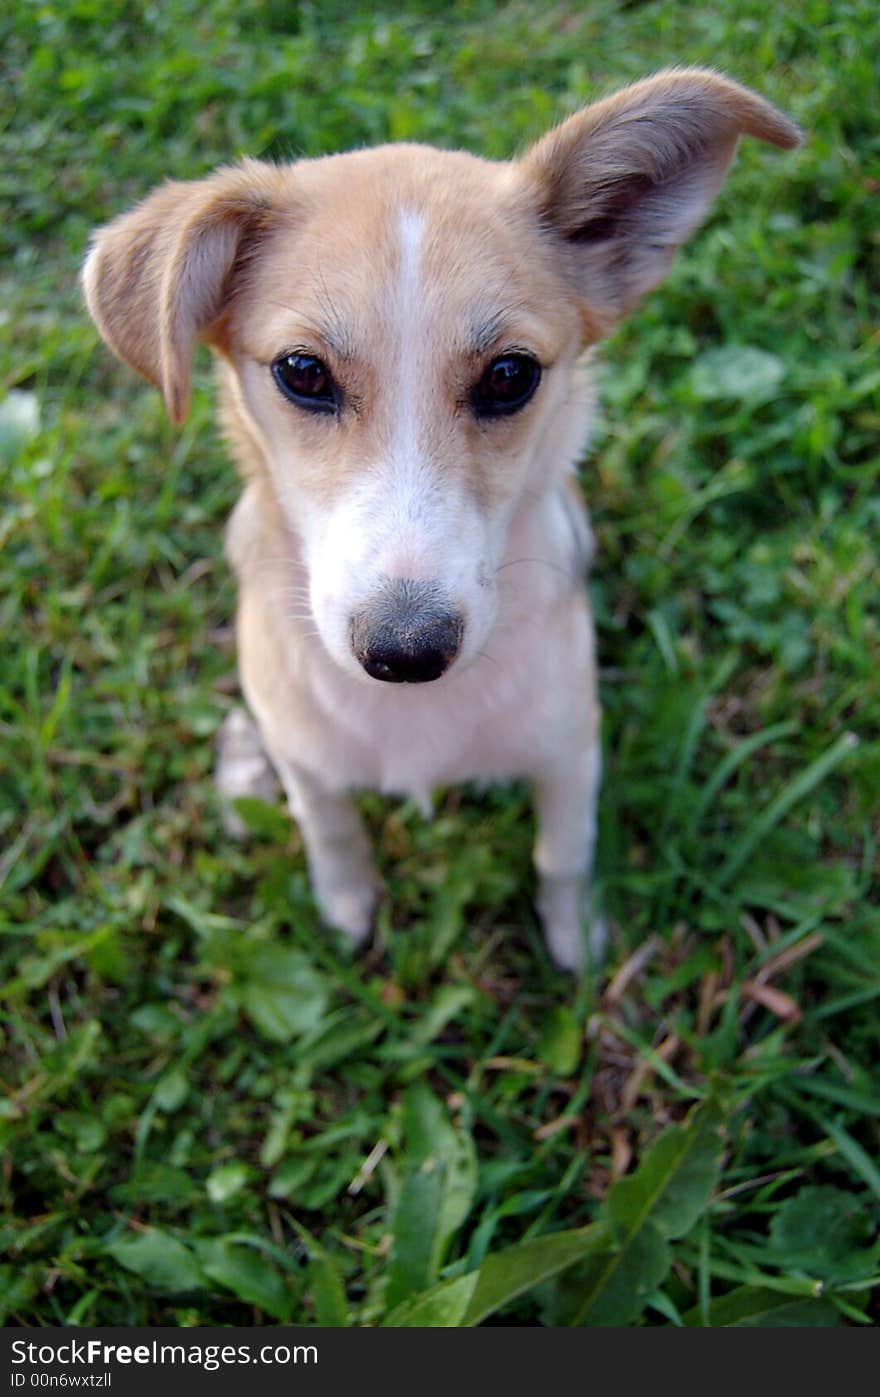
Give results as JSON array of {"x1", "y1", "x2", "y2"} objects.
[
  {"x1": 106, "y1": 1228, "x2": 204, "y2": 1293},
  {"x1": 307, "y1": 1254, "x2": 350, "y2": 1327},
  {"x1": 229, "y1": 796, "x2": 291, "y2": 841},
  {"x1": 289, "y1": 1219, "x2": 350, "y2": 1327},
  {"x1": 0, "y1": 389, "x2": 40, "y2": 465},
  {"x1": 556, "y1": 1225, "x2": 670, "y2": 1327},
  {"x1": 462, "y1": 1222, "x2": 609, "y2": 1326},
  {"x1": 385, "y1": 1223, "x2": 608, "y2": 1327},
  {"x1": 537, "y1": 1006, "x2": 581, "y2": 1075},
  {"x1": 56, "y1": 1111, "x2": 106, "y2": 1153},
  {"x1": 410, "y1": 985, "x2": 477, "y2": 1045},
  {"x1": 568, "y1": 1098, "x2": 725, "y2": 1326},
  {"x1": 683, "y1": 1285, "x2": 840, "y2": 1327},
  {"x1": 387, "y1": 1156, "x2": 447, "y2": 1307},
  {"x1": 385, "y1": 1271, "x2": 479, "y2": 1327},
  {"x1": 268, "y1": 1157, "x2": 317, "y2": 1200},
  {"x1": 239, "y1": 945, "x2": 331, "y2": 1043},
  {"x1": 385, "y1": 1085, "x2": 477, "y2": 1310},
  {"x1": 196, "y1": 1237, "x2": 292, "y2": 1320},
  {"x1": 206, "y1": 1161, "x2": 251, "y2": 1202},
  {"x1": 767, "y1": 1186, "x2": 880, "y2": 1282},
  {"x1": 166, "y1": 895, "x2": 244, "y2": 939},
  {"x1": 401, "y1": 1081, "x2": 458, "y2": 1163},
  {"x1": 608, "y1": 1097, "x2": 726, "y2": 1240},
  {"x1": 297, "y1": 1006, "x2": 383, "y2": 1069},
  {"x1": 130, "y1": 1004, "x2": 181, "y2": 1041},
  {"x1": 109, "y1": 1164, "x2": 199, "y2": 1207},
  {"x1": 153, "y1": 1067, "x2": 188, "y2": 1112},
  {"x1": 688, "y1": 344, "x2": 785, "y2": 403}
]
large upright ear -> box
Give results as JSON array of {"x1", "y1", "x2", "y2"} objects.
[
  {"x1": 519, "y1": 68, "x2": 803, "y2": 331},
  {"x1": 82, "y1": 160, "x2": 286, "y2": 422}
]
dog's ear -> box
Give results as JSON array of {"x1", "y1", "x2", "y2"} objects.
[
  {"x1": 82, "y1": 161, "x2": 286, "y2": 422},
  {"x1": 520, "y1": 68, "x2": 802, "y2": 332}
]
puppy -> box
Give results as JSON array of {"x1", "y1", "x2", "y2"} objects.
[{"x1": 83, "y1": 69, "x2": 801, "y2": 970}]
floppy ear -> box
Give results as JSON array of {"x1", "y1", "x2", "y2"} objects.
[
  {"x1": 520, "y1": 68, "x2": 803, "y2": 331},
  {"x1": 82, "y1": 160, "x2": 286, "y2": 422}
]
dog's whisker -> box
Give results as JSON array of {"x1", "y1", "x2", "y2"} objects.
[
  {"x1": 475, "y1": 648, "x2": 500, "y2": 669},
  {"x1": 495, "y1": 556, "x2": 579, "y2": 583}
]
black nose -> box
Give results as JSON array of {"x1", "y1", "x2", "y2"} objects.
[{"x1": 351, "y1": 581, "x2": 464, "y2": 684}]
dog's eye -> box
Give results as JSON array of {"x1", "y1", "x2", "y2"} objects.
[
  {"x1": 272, "y1": 353, "x2": 337, "y2": 413},
  {"x1": 472, "y1": 353, "x2": 541, "y2": 418}
]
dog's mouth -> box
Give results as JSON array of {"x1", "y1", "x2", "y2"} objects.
[{"x1": 349, "y1": 579, "x2": 464, "y2": 684}]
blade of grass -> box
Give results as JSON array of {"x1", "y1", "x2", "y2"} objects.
[
  {"x1": 776, "y1": 1088, "x2": 880, "y2": 1202},
  {"x1": 716, "y1": 732, "x2": 858, "y2": 889},
  {"x1": 689, "y1": 720, "x2": 798, "y2": 831}
]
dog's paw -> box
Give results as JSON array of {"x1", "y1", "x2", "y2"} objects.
[
  {"x1": 318, "y1": 884, "x2": 378, "y2": 948},
  {"x1": 215, "y1": 707, "x2": 280, "y2": 838},
  {"x1": 538, "y1": 876, "x2": 608, "y2": 974}
]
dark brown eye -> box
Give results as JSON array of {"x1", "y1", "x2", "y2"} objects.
[
  {"x1": 472, "y1": 353, "x2": 541, "y2": 418},
  {"x1": 272, "y1": 353, "x2": 337, "y2": 413}
]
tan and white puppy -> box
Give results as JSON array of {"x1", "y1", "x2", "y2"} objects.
[{"x1": 83, "y1": 70, "x2": 801, "y2": 970}]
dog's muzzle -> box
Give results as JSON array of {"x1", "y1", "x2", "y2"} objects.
[{"x1": 350, "y1": 579, "x2": 464, "y2": 683}]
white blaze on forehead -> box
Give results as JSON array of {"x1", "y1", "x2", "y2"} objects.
[
  {"x1": 382, "y1": 205, "x2": 436, "y2": 576},
  {"x1": 392, "y1": 206, "x2": 426, "y2": 464},
  {"x1": 396, "y1": 206, "x2": 425, "y2": 304}
]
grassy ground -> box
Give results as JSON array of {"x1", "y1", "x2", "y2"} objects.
[{"x1": 2, "y1": 0, "x2": 879, "y2": 1326}]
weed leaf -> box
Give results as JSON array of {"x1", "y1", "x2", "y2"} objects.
[
  {"x1": 106, "y1": 1228, "x2": 205, "y2": 1293},
  {"x1": 567, "y1": 1097, "x2": 725, "y2": 1325},
  {"x1": 683, "y1": 1284, "x2": 839, "y2": 1327},
  {"x1": 238, "y1": 945, "x2": 331, "y2": 1043},
  {"x1": 608, "y1": 1097, "x2": 725, "y2": 1240},
  {"x1": 288, "y1": 1219, "x2": 350, "y2": 1326},
  {"x1": 385, "y1": 1085, "x2": 476, "y2": 1310},
  {"x1": 537, "y1": 1006, "x2": 582, "y2": 1075},
  {"x1": 307, "y1": 1253, "x2": 350, "y2": 1327},
  {"x1": 196, "y1": 1236, "x2": 292, "y2": 1320},
  {"x1": 385, "y1": 1223, "x2": 609, "y2": 1326},
  {"x1": 688, "y1": 344, "x2": 785, "y2": 403},
  {"x1": 767, "y1": 1186, "x2": 880, "y2": 1282}
]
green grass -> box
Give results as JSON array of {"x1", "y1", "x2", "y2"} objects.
[{"x1": 2, "y1": 0, "x2": 879, "y2": 1326}]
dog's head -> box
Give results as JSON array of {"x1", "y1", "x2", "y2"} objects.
[{"x1": 84, "y1": 69, "x2": 800, "y2": 685}]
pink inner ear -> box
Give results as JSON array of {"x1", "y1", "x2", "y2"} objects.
[
  {"x1": 521, "y1": 69, "x2": 800, "y2": 325},
  {"x1": 82, "y1": 161, "x2": 286, "y2": 426},
  {"x1": 566, "y1": 173, "x2": 656, "y2": 245},
  {"x1": 623, "y1": 155, "x2": 733, "y2": 249},
  {"x1": 548, "y1": 150, "x2": 734, "y2": 320},
  {"x1": 159, "y1": 215, "x2": 247, "y2": 423}
]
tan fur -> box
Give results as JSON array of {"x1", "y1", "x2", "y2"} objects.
[{"x1": 83, "y1": 68, "x2": 801, "y2": 969}]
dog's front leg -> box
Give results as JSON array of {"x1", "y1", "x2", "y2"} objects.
[
  {"x1": 275, "y1": 760, "x2": 379, "y2": 946},
  {"x1": 532, "y1": 736, "x2": 604, "y2": 972}
]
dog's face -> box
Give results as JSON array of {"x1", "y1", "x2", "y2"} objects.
[
  {"x1": 83, "y1": 70, "x2": 800, "y2": 685},
  {"x1": 225, "y1": 146, "x2": 589, "y2": 683}
]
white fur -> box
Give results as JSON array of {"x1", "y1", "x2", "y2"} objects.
[{"x1": 389, "y1": 206, "x2": 426, "y2": 482}]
